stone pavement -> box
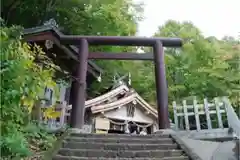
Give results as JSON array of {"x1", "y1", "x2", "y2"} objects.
[
  {"x1": 179, "y1": 137, "x2": 239, "y2": 160},
  {"x1": 211, "y1": 141, "x2": 239, "y2": 160},
  {"x1": 156, "y1": 129, "x2": 239, "y2": 160},
  {"x1": 179, "y1": 136, "x2": 219, "y2": 160},
  {"x1": 176, "y1": 134, "x2": 238, "y2": 160}
]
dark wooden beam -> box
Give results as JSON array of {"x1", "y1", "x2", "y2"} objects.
[
  {"x1": 60, "y1": 35, "x2": 182, "y2": 47},
  {"x1": 23, "y1": 31, "x2": 54, "y2": 42},
  {"x1": 23, "y1": 26, "x2": 183, "y2": 47},
  {"x1": 153, "y1": 40, "x2": 170, "y2": 129},
  {"x1": 88, "y1": 52, "x2": 154, "y2": 60},
  {"x1": 70, "y1": 39, "x2": 89, "y2": 129}
]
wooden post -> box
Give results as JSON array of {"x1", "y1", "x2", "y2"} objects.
[
  {"x1": 204, "y1": 98, "x2": 212, "y2": 129},
  {"x1": 153, "y1": 40, "x2": 170, "y2": 129},
  {"x1": 70, "y1": 39, "x2": 89, "y2": 129},
  {"x1": 59, "y1": 101, "x2": 67, "y2": 127},
  {"x1": 69, "y1": 71, "x2": 76, "y2": 105},
  {"x1": 193, "y1": 99, "x2": 201, "y2": 131},
  {"x1": 214, "y1": 97, "x2": 223, "y2": 129},
  {"x1": 183, "y1": 100, "x2": 190, "y2": 130},
  {"x1": 67, "y1": 75, "x2": 76, "y2": 125},
  {"x1": 59, "y1": 85, "x2": 67, "y2": 102},
  {"x1": 172, "y1": 101, "x2": 178, "y2": 130}
]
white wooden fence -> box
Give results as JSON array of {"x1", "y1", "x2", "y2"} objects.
[
  {"x1": 41, "y1": 101, "x2": 92, "y2": 133},
  {"x1": 172, "y1": 97, "x2": 228, "y2": 131},
  {"x1": 40, "y1": 101, "x2": 71, "y2": 130}
]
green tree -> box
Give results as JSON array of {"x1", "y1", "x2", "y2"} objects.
[
  {"x1": 124, "y1": 20, "x2": 240, "y2": 108},
  {"x1": 154, "y1": 20, "x2": 240, "y2": 104},
  {"x1": 1, "y1": 0, "x2": 144, "y2": 96},
  {"x1": 1, "y1": 0, "x2": 143, "y2": 36},
  {"x1": 1, "y1": 24, "x2": 56, "y2": 158}
]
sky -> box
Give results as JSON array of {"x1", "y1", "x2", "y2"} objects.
[{"x1": 134, "y1": 0, "x2": 240, "y2": 39}]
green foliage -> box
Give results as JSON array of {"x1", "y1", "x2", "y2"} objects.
[
  {"x1": 0, "y1": 24, "x2": 56, "y2": 158},
  {"x1": 91, "y1": 20, "x2": 239, "y2": 108},
  {"x1": 1, "y1": 0, "x2": 144, "y2": 96},
  {"x1": 1, "y1": 0, "x2": 143, "y2": 36},
  {"x1": 139, "y1": 20, "x2": 240, "y2": 107}
]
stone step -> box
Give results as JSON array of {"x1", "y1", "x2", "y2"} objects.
[
  {"x1": 57, "y1": 148, "x2": 184, "y2": 158},
  {"x1": 53, "y1": 155, "x2": 189, "y2": 160},
  {"x1": 70, "y1": 133, "x2": 170, "y2": 139},
  {"x1": 65, "y1": 137, "x2": 174, "y2": 144},
  {"x1": 62, "y1": 142, "x2": 178, "y2": 150}
]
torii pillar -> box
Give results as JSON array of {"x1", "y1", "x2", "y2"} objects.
[
  {"x1": 70, "y1": 39, "x2": 88, "y2": 130},
  {"x1": 153, "y1": 40, "x2": 170, "y2": 129}
]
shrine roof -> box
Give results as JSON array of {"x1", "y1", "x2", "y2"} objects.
[
  {"x1": 22, "y1": 25, "x2": 102, "y2": 78},
  {"x1": 84, "y1": 84, "x2": 157, "y2": 118}
]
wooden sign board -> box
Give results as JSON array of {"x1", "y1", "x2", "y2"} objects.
[{"x1": 95, "y1": 117, "x2": 110, "y2": 130}]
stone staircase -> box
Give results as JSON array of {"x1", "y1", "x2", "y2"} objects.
[{"x1": 53, "y1": 133, "x2": 190, "y2": 160}]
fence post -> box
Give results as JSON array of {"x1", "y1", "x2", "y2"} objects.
[
  {"x1": 214, "y1": 97, "x2": 224, "y2": 129},
  {"x1": 59, "y1": 101, "x2": 67, "y2": 127},
  {"x1": 193, "y1": 99, "x2": 201, "y2": 131},
  {"x1": 223, "y1": 97, "x2": 231, "y2": 128},
  {"x1": 183, "y1": 100, "x2": 190, "y2": 130},
  {"x1": 204, "y1": 98, "x2": 212, "y2": 129},
  {"x1": 173, "y1": 101, "x2": 178, "y2": 130}
]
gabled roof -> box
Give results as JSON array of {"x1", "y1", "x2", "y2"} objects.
[
  {"x1": 85, "y1": 84, "x2": 130, "y2": 108},
  {"x1": 89, "y1": 87, "x2": 157, "y2": 118},
  {"x1": 66, "y1": 84, "x2": 156, "y2": 118}
]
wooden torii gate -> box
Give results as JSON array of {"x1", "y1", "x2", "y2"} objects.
[
  {"x1": 62, "y1": 36, "x2": 183, "y2": 130},
  {"x1": 23, "y1": 25, "x2": 182, "y2": 129}
]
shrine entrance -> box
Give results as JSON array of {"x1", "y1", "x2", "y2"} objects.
[
  {"x1": 106, "y1": 120, "x2": 153, "y2": 135},
  {"x1": 25, "y1": 28, "x2": 182, "y2": 129},
  {"x1": 64, "y1": 36, "x2": 182, "y2": 130}
]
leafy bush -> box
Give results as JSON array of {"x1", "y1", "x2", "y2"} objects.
[{"x1": 0, "y1": 23, "x2": 56, "y2": 158}]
